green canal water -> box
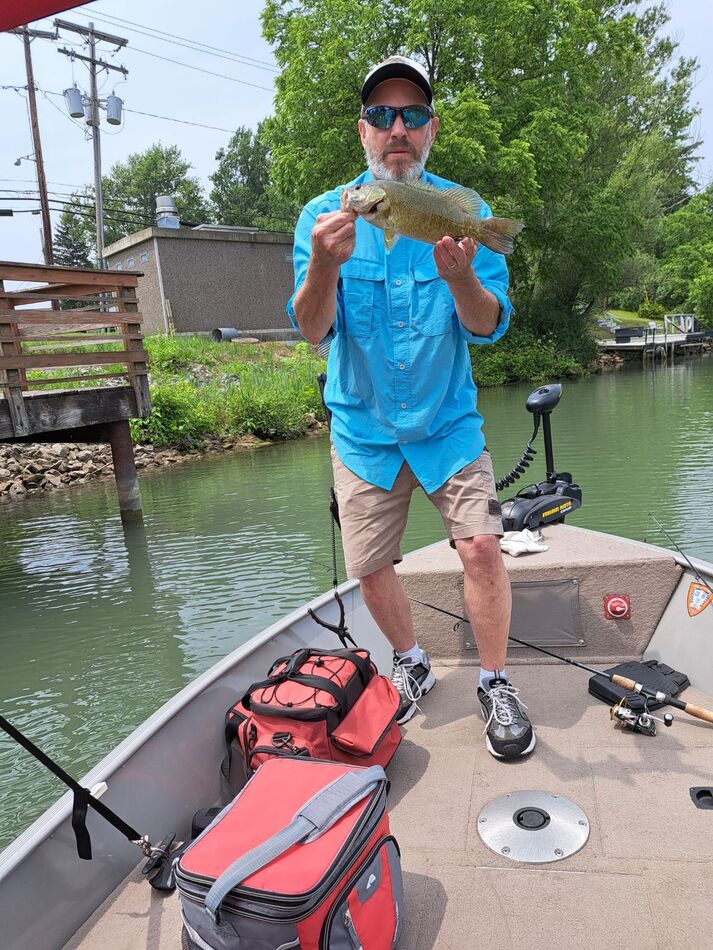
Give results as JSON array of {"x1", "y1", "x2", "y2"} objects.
[{"x1": 1, "y1": 358, "x2": 712, "y2": 849}]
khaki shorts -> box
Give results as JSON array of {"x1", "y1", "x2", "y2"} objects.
[{"x1": 331, "y1": 445, "x2": 503, "y2": 579}]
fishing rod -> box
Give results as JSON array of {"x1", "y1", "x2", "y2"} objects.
[
  {"x1": 0, "y1": 715, "x2": 176, "y2": 887},
  {"x1": 647, "y1": 513, "x2": 713, "y2": 596},
  {"x1": 409, "y1": 599, "x2": 713, "y2": 727}
]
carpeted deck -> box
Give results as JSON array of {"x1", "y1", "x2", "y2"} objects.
[{"x1": 66, "y1": 663, "x2": 713, "y2": 950}]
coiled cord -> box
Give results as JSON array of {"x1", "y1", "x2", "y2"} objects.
[{"x1": 495, "y1": 417, "x2": 540, "y2": 492}]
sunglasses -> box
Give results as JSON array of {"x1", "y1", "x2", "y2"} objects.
[{"x1": 361, "y1": 104, "x2": 434, "y2": 130}]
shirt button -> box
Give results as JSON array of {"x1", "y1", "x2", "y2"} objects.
[
  {"x1": 397, "y1": 321, "x2": 404, "y2": 328},
  {"x1": 395, "y1": 279, "x2": 402, "y2": 286},
  {"x1": 399, "y1": 363, "x2": 405, "y2": 370},
  {"x1": 400, "y1": 403, "x2": 407, "y2": 409}
]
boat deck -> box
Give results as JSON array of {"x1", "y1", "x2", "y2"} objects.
[{"x1": 66, "y1": 662, "x2": 713, "y2": 950}]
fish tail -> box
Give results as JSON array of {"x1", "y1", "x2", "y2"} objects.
[{"x1": 477, "y1": 217, "x2": 524, "y2": 255}]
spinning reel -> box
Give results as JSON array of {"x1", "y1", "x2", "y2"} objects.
[{"x1": 610, "y1": 698, "x2": 674, "y2": 737}]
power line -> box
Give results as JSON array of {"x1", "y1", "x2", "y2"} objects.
[
  {"x1": 121, "y1": 107, "x2": 235, "y2": 134},
  {"x1": 0, "y1": 178, "x2": 88, "y2": 188},
  {"x1": 4, "y1": 195, "x2": 151, "y2": 221},
  {"x1": 72, "y1": 8, "x2": 278, "y2": 71},
  {"x1": 125, "y1": 45, "x2": 274, "y2": 93}
]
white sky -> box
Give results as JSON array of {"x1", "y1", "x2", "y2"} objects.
[{"x1": 0, "y1": 0, "x2": 710, "y2": 266}]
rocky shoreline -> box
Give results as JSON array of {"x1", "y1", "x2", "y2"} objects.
[{"x1": 0, "y1": 422, "x2": 326, "y2": 502}]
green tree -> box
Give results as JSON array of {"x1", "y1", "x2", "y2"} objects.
[
  {"x1": 103, "y1": 143, "x2": 209, "y2": 240},
  {"x1": 262, "y1": 0, "x2": 701, "y2": 362},
  {"x1": 58, "y1": 143, "x2": 210, "y2": 252},
  {"x1": 657, "y1": 184, "x2": 713, "y2": 324},
  {"x1": 210, "y1": 124, "x2": 298, "y2": 231},
  {"x1": 53, "y1": 199, "x2": 93, "y2": 268}
]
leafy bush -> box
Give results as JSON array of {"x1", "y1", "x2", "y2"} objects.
[
  {"x1": 470, "y1": 331, "x2": 582, "y2": 387},
  {"x1": 130, "y1": 379, "x2": 213, "y2": 447},
  {"x1": 637, "y1": 299, "x2": 665, "y2": 322}
]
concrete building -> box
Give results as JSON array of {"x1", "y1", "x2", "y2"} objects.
[{"x1": 103, "y1": 225, "x2": 297, "y2": 338}]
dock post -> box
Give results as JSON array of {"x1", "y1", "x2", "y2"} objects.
[{"x1": 106, "y1": 419, "x2": 143, "y2": 523}]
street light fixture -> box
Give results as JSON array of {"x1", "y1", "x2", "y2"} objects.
[{"x1": 14, "y1": 154, "x2": 35, "y2": 166}]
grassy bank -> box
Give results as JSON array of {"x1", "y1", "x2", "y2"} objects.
[
  {"x1": 132, "y1": 333, "x2": 589, "y2": 446},
  {"x1": 25, "y1": 331, "x2": 598, "y2": 450},
  {"x1": 130, "y1": 336, "x2": 327, "y2": 446}
]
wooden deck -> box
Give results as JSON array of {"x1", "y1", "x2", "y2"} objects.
[{"x1": 0, "y1": 261, "x2": 151, "y2": 518}]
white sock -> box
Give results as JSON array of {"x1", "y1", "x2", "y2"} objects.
[
  {"x1": 480, "y1": 668, "x2": 509, "y2": 688},
  {"x1": 397, "y1": 643, "x2": 424, "y2": 664}
]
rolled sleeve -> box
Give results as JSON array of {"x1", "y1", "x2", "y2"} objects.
[
  {"x1": 286, "y1": 197, "x2": 342, "y2": 343},
  {"x1": 459, "y1": 216, "x2": 514, "y2": 344}
]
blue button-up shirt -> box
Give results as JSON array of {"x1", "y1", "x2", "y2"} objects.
[{"x1": 287, "y1": 169, "x2": 513, "y2": 494}]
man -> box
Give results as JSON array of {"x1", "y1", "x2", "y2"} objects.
[{"x1": 288, "y1": 56, "x2": 534, "y2": 759}]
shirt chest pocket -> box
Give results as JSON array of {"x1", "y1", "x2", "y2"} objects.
[
  {"x1": 413, "y1": 260, "x2": 454, "y2": 337},
  {"x1": 340, "y1": 258, "x2": 385, "y2": 338}
]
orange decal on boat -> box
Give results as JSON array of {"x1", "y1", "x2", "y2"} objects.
[{"x1": 687, "y1": 582, "x2": 713, "y2": 617}]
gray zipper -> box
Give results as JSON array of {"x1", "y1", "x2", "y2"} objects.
[{"x1": 344, "y1": 907, "x2": 363, "y2": 949}]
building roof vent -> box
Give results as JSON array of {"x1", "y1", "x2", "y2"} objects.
[{"x1": 156, "y1": 195, "x2": 180, "y2": 229}]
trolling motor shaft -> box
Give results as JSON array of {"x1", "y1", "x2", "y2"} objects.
[{"x1": 499, "y1": 384, "x2": 582, "y2": 531}]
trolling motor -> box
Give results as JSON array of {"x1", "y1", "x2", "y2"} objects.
[{"x1": 499, "y1": 383, "x2": 582, "y2": 531}]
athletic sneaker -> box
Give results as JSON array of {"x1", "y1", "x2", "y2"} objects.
[
  {"x1": 390, "y1": 649, "x2": 436, "y2": 724},
  {"x1": 477, "y1": 676, "x2": 536, "y2": 759}
]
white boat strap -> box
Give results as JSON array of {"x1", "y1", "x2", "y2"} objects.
[{"x1": 204, "y1": 765, "x2": 385, "y2": 923}]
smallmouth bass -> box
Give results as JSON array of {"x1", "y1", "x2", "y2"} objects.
[{"x1": 341, "y1": 180, "x2": 523, "y2": 254}]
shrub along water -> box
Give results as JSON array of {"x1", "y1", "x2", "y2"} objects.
[
  {"x1": 31, "y1": 333, "x2": 591, "y2": 451},
  {"x1": 130, "y1": 337, "x2": 327, "y2": 447},
  {"x1": 134, "y1": 333, "x2": 586, "y2": 447}
]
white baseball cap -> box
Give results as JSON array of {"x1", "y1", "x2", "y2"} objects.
[{"x1": 361, "y1": 56, "x2": 433, "y2": 105}]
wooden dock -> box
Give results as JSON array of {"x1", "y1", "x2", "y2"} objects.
[
  {"x1": 598, "y1": 330, "x2": 710, "y2": 362},
  {"x1": 0, "y1": 261, "x2": 151, "y2": 521}
]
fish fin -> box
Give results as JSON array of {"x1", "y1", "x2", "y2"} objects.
[
  {"x1": 384, "y1": 229, "x2": 399, "y2": 251},
  {"x1": 442, "y1": 185, "x2": 483, "y2": 218},
  {"x1": 477, "y1": 217, "x2": 525, "y2": 255}
]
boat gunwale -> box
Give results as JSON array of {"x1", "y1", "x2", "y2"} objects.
[{"x1": 0, "y1": 579, "x2": 361, "y2": 876}]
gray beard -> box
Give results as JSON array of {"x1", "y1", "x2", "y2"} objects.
[{"x1": 363, "y1": 141, "x2": 432, "y2": 182}]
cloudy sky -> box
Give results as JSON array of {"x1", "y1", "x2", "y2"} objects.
[{"x1": 1, "y1": 0, "x2": 710, "y2": 267}]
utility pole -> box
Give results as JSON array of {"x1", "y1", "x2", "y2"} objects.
[
  {"x1": 55, "y1": 19, "x2": 128, "y2": 268},
  {"x1": 11, "y1": 26, "x2": 56, "y2": 265}
]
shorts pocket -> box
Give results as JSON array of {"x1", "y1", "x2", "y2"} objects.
[
  {"x1": 341, "y1": 258, "x2": 384, "y2": 338},
  {"x1": 413, "y1": 259, "x2": 453, "y2": 337}
]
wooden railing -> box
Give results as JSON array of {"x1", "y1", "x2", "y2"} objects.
[{"x1": 0, "y1": 261, "x2": 150, "y2": 438}]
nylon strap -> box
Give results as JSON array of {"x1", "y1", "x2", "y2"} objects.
[
  {"x1": 204, "y1": 765, "x2": 385, "y2": 923},
  {"x1": 0, "y1": 714, "x2": 145, "y2": 859}
]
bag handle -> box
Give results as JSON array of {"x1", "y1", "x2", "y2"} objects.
[{"x1": 203, "y1": 765, "x2": 385, "y2": 924}]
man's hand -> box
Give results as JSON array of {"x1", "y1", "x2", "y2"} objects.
[
  {"x1": 434, "y1": 236, "x2": 477, "y2": 284},
  {"x1": 434, "y1": 236, "x2": 500, "y2": 336},
  {"x1": 311, "y1": 209, "x2": 358, "y2": 268}
]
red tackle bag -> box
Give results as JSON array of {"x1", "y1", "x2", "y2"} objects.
[
  {"x1": 176, "y1": 758, "x2": 403, "y2": 950},
  {"x1": 224, "y1": 648, "x2": 401, "y2": 779}
]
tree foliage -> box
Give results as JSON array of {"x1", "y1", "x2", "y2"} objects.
[
  {"x1": 60, "y1": 143, "x2": 209, "y2": 252},
  {"x1": 209, "y1": 124, "x2": 298, "y2": 230},
  {"x1": 52, "y1": 196, "x2": 93, "y2": 268},
  {"x1": 656, "y1": 184, "x2": 713, "y2": 324},
  {"x1": 261, "y1": 0, "x2": 701, "y2": 360}
]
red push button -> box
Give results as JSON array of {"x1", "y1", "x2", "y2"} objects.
[{"x1": 604, "y1": 595, "x2": 631, "y2": 620}]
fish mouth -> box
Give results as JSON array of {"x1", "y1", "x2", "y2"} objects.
[{"x1": 365, "y1": 198, "x2": 385, "y2": 214}]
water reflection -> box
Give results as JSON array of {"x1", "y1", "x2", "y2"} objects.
[{"x1": 1, "y1": 358, "x2": 712, "y2": 847}]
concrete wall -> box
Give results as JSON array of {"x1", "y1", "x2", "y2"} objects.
[
  {"x1": 104, "y1": 227, "x2": 296, "y2": 336},
  {"x1": 104, "y1": 233, "x2": 165, "y2": 336}
]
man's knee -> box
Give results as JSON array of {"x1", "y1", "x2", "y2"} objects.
[
  {"x1": 359, "y1": 561, "x2": 396, "y2": 592},
  {"x1": 455, "y1": 535, "x2": 503, "y2": 575}
]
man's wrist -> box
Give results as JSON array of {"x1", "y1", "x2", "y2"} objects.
[{"x1": 444, "y1": 268, "x2": 480, "y2": 293}]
